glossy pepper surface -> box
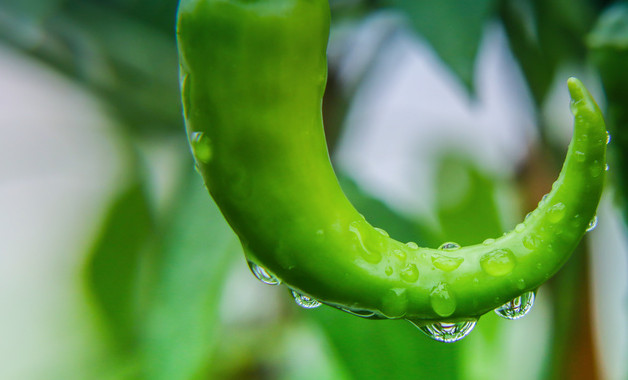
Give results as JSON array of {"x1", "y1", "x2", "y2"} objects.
[{"x1": 176, "y1": 0, "x2": 607, "y2": 327}]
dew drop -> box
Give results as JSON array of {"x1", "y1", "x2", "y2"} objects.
[
  {"x1": 349, "y1": 221, "x2": 382, "y2": 264},
  {"x1": 480, "y1": 249, "x2": 516, "y2": 277},
  {"x1": 392, "y1": 249, "x2": 407, "y2": 260},
  {"x1": 438, "y1": 242, "x2": 461, "y2": 251},
  {"x1": 385, "y1": 266, "x2": 394, "y2": 276},
  {"x1": 406, "y1": 242, "x2": 419, "y2": 250},
  {"x1": 381, "y1": 288, "x2": 408, "y2": 318},
  {"x1": 516, "y1": 278, "x2": 526, "y2": 290},
  {"x1": 515, "y1": 223, "x2": 525, "y2": 233},
  {"x1": 400, "y1": 264, "x2": 419, "y2": 283},
  {"x1": 575, "y1": 151, "x2": 586, "y2": 162},
  {"x1": 605, "y1": 163, "x2": 609, "y2": 172},
  {"x1": 411, "y1": 320, "x2": 477, "y2": 343},
  {"x1": 590, "y1": 160, "x2": 603, "y2": 178},
  {"x1": 248, "y1": 261, "x2": 280, "y2": 285},
  {"x1": 606, "y1": 130, "x2": 611, "y2": 144},
  {"x1": 522, "y1": 234, "x2": 541, "y2": 250},
  {"x1": 190, "y1": 131, "x2": 212, "y2": 163},
  {"x1": 291, "y1": 290, "x2": 321, "y2": 309},
  {"x1": 586, "y1": 215, "x2": 598, "y2": 232},
  {"x1": 569, "y1": 100, "x2": 578, "y2": 115},
  {"x1": 495, "y1": 291, "x2": 535, "y2": 320},
  {"x1": 431, "y1": 254, "x2": 464, "y2": 272},
  {"x1": 525, "y1": 212, "x2": 532, "y2": 221},
  {"x1": 538, "y1": 195, "x2": 548, "y2": 207},
  {"x1": 430, "y1": 282, "x2": 456, "y2": 317},
  {"x1": 547, "y1": 202, "x2": 566, "y2": 223},
  {"x1": 374, "y1": 227, "x2": 389, "y2": 237},
  {"x1": 482, "y1": 238, "x2": 495, "y2": 246}
]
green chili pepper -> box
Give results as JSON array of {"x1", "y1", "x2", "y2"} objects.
[{"x1": 176, "y1": 0, "x2": 607, "y2": 342}]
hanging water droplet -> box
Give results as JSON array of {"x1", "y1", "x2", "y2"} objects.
[
  {"x1": 374, "y1": 227, "x2": 389, "y2": 237},
  {"x1": 515, "y1": 223, "x2": 525, "y2": 233},
  {"x1": 291, "y1": 290, "x2": 321, "y2": 309},
  {"x1": 482, "y1": 238, "x2": 495, "y2": 245},
  {"x1": 431, "y1": 254, "x2": 464, "y2": 272},
  {"x1": 438, "y1": 242, "x2": 461, "y2": 251},
  {"x1": 495, "y1": 291, "x2": 535, "y2": 320},
  {"x1": 606, "y1": 130, "x2": 611, "y2": 144},
  {"x1": 410, "y1": 320, "x2": 477, "y2": 343},
  {"x1": 480, "y1": 249, "x2": 516, "y2": 277},
  {"x1": 190, "y1": 131, "x2": 212, "y2": 163},
  {"x1": 586, "y1": 215, "x2": 598, "y2": 232},
  {"x1": 605, "y1": 163, "x2": 609, "y2": 172},
  {"x1": 248, "y1": 261, "x2": 280, "y2": 285},
  {"x1": 406, "y1": 241, "x2": 419, "y2": 249}
]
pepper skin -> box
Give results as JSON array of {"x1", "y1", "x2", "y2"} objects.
[{"x1": 176, "y1": 0, "x2": 607, "y2": 325}]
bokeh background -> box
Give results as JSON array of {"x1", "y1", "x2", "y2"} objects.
[{"x1": 1, "y1": 0, "x2": 627, "y2": 379}]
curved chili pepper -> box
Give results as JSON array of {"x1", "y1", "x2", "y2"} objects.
[{"x1": 176, "y1": 0, "x2": 607, "y2": 341}]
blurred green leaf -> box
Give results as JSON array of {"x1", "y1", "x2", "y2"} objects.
[
  {"x1": 140, "y1": 170, "x2": 239, "y2": 380},
  {"x1": 85, "y1": 180, "x2": 156, "y2": 352},
  {"x1": 63, "y1": 1, "x2": 182, "y2": 132},
  {"x1": 435, "y1": 155, "x2": 504, "y2": 245},
  {"x1": 0, "y1": 0, "x2": 65, "y2": 20},
  {"x1": 378, "y1": 0, "x2": 498, "y2": 90},
  {"x1": 588, "y1": 2, "x2": 628, "y2": 222},
  {"x1": 338, "y1": 174, "x2": 436, "y2": 244},
  {"x1": 0, "y1": 0, "x2": 182, "y2": 135},
  {"x1": 499, "y1": 0, "x2": 596, "y2": 106},
  {"x1": 313, "y1": 308, "x2": 460, "y2": 380},
  {"x1": 543, "y1": 245, "x2": 595, "y2": 380}
]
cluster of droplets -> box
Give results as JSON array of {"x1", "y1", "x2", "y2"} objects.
[{"x1": 246, "y1": 204, "x2": 601, "y2": 342}]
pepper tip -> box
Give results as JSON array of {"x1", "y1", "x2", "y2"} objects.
[{"x1": 567, "y1": 77, "x2": 585, "y2": 102}]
